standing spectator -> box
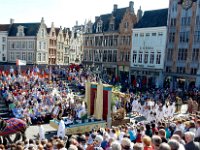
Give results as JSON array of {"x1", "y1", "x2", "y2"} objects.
[
  {"x1": 195, "y1": 119, "x2": 200, "y2": 140},
  {"x1": 158, "y1": 143, "x2": 171, "y2": 150},
  {"x1": 184, "y1": 132, "x2": 200, "y2": 150},
  {"x1": 168, "y1": 139, "x2": 179, "y2": 150},
  {"x1": 152, "y1": 135, "x2": 162, "y2": 150},
  {"x1": 142, "y1": 136, "x2": 153, "y2": 150},
  {"x1": 158, "y1": 129, "x2": 168, "y2": 143}
]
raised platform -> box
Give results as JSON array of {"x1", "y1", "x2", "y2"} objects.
[{"x1": 50, "y1": 119, "x2": 107, "y2": 135}]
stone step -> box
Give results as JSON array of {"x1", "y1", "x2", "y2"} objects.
[
  {"x1": 0, "y1": 104, "x2": 6, "y2": 107},
  {"x1": 0, "y1": 112, "x2": 8, "y2": 115},
  {"x1": 0, "y1": 108, "x2": 8, "y2": 111}
]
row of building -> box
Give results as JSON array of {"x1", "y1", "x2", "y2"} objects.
[
  {"x1": 0, "y1": 18, "x2": 85, "y2": 65},
  {"x1": 82, "y1": 0, "x2": 200, "y2": 90},
  {"x1": 0, "y1": 0, "x2": 200, "y2": 89}
]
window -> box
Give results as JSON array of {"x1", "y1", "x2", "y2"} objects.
[
  {"x1": 124, "y1": 22, "x2": 129, "y2": 29},
  {"x1": 191, "y1": 68, "x2": 197, "y2": 75},
  {"x1": 41, "y1": 29, "x2": 45, "y2": 37},
  {"x1": 150, "y1": 52, "x2": 154, "y2": 64},
  {"x1": 2, "y1": 45, "x2": 5, "y2": 51},
  {"x1": 152, "y1": 33, "x2": 156, "y2": 36},
  {"x1": 146, "y1": 33, "x2": 150, "y2": 37},
  {"x1": 192, "y1": 48, "x2": 199, "y2": 61},
  {"x1": 28, "y1": 41, "x2": 34, "y2": 49},
  {"x1": 180, "y1": 32, "x2": 189, "y2": 43},
  {"x1": 140, "y1": 33, "x2": 144, "y2": 37},
  {"x1": 11, "y1": 42, "x2": 15, "y2": 49},
  {"x1": 28, "y1": 52, "x2": 33, "y2": 61},
  {"x1": 16, "y1": 52, "x2": 20, "y2": 59},
  {"x1": 194, "y1": 31, "x2": 200, "y2": 43},
  {"x1": 166, "y1": 66, "x2": 171, "y2": 73},
  {"x1": 178, "y1": 49, "x2": 187, "y2": 61},
  {"x1": 169, "y1": 32, "x2": 175, "y2": 43},
  {"x1": 132, "y1": 51, "x2": 137, "y2": 63},
  {"x1": 113, "y1": 50, "x2": 117, "y2": 62},
  {"x1": 22, "y1": 41, "x2": 25, "y2": 49},
  {"x1": 144, "y1": 53, "x2": 148, "y2": 64},
  {"x1": 97, "y1": 20, "x2": 103, "y2": 32},
  {"x1": 156, "y1": 52, "x2": 161, "y2": 64},
  {"x1": 17, "y1": 26, "x2": 24, "y2": 36},
  {"x1": 10, "y1": 52, "x2": 14, "y2": 61},
  {"x1": 138, "y1": 52, "x2": 143, "y2": 63},
  {"x1": 170, "y1": 18, "x2": 176, "y2": 27},
  {"x1": 22, "y1": 52, "x2": 26, "y2": 60},
  {"x1": 181, "y1": 17, "x2": 191, "y2": 26},
  {"x1": 2, "y1": 54, "x2": 5, "y2": 61},
  {"x1": 196, "y1": 16, "x2": 200, "y2": 26},
  {"x1": 108, "y1": 50, "x2": 112, "y2": 62},
  {"x1": 39, "y1": 42, "x2": 42, "y2": 49},
  {"x1": 167, "y1": 49, "x2": 173, "y2": 60},
  {"x1": 158, "y1": 32, "x2": 163, "y2": 36},
  {"x1": 135, "y1": 34, "x2": 138, "y2": 37},
  {"x1": 120, "y1": 51, "x2": 124, "y2": 61},
  {"x1": 103, "y1": 50, "x2": 107, "y2": 62},
  {"x1": 177, "y1": 67, "x2": 185, "y2": 74},
  {"x1": 43, "y1": 42, "x2": 46, "y2": 49},
  {"x1": 110, "y1": 23, "x2": 114, "y2": 30},
  {"x1": 38, "y1": 53, "x2": 41, "y2": 61},
  {"x1": 43, "y1": 53, "x2": 46, "y2": 61},
  {"x1": 2, "y1": 37, "x2": 6, "y2": 42}
]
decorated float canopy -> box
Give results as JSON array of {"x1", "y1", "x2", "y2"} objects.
[{"x1": 85, "y1": 82, "x2": 112, "y2": 121}]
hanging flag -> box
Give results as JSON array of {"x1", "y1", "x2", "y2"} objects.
[{"x1": 16, "y1": 59, "x2": 26, "y2": 66}]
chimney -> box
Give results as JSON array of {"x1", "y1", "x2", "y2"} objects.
[
  {"x1": 113, "y1": 4, "x2": 118, "y2": 12},
  {"x1": 10, "y1": 18, "x2": 14, "y2": 24},
  {"x1": 137, "y1": 6, "x2": 143, "y2": 22},
  {"x1": 51, "y1": 22, "x2": 54, "y2": 27},
  {"x1": 129, "y1": 1, "x2": 134, "y2": 13},
  {"x1": 76, "y1": 21, "x2": 78, "y2": 26}
]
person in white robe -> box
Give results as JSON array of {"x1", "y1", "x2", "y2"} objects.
[
  {"x1": 38, "y1": 124, "x2": 45, "y2": 141},
  {"x1": 57, "y1": 119, "x2": 65, "y2": 139},
  {"x1": 156, "y1": 107, "x2": 164, "y2": 122},
  {"x1": 131, "y1": 99, "x2": 138, "y2": 112}
]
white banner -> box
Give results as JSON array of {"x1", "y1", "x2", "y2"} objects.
[{"x1": 16, "y1": 59, "x2": 26, "y2": 66}]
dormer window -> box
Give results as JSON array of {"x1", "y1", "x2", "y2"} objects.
[
  {"x1": 96, "y1": 20, "x2": 103, "y2": 33},
  {"x1": 17, "y1": 26, "x2": 25, "y2": 36},
  {"x1": 110, "y1": 23, "x2": 115, "y2": 31}
]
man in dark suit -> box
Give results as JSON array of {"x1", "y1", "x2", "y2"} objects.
[{"x1": 184, "y1": 131, "x2": 200, "y2": 150}]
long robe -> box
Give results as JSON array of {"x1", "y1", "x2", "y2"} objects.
[{"x1": 57, "y1": 120, "x2": 65, "y2": 139}]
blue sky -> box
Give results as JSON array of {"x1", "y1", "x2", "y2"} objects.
[{"x1": 0, "y1": 0, "x2": 169, "y2": 29}]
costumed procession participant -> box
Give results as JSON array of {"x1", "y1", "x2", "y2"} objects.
[
  {"x1": 168, "y1": 102, "x2": 176, "y2": 118},
  {"x1": 187, "y1": 98, "x2": 193, "y2": 113},
  {"x1": 38, "y1": 122, "x2": 45, "y2": 141},
  {"x1": 175, "y1": 97, "x2": 182, "y2": 113},
  {"x1": 57, "y1": 118, "x2": 65, "y2": 139}
]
